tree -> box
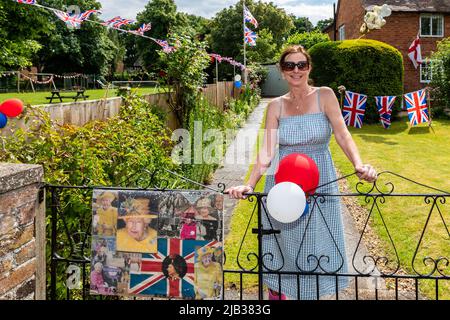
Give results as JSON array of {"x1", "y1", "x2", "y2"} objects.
[
  {"x1": 208, "y1": 0, "x2": 294, "y2": 63},
  {"x1": 135, "y1": 0, "x2": 187, "y2": 72},
  {"x1": 0, "y1": 0, "x2": 53, "y2": 69},
  {"x1": 30, "y1": 0, "x2": 119, "y2": 76},
  {"x1": 290, "y1": 16, "x2": 314, "y2": 34},
  {"x1": 158, "y1": 33, "x2": 210, "y2": 127},
  {"x1": 316, "y1": 18, "x2": 334, "y2": 32},
  {"x1": 284, "y1": 31, "x2": 330, "y2": 50}
]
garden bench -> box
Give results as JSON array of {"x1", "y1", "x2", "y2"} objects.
[{"x1": 46, "y1": 89, "x2": 89, "y2": 103}]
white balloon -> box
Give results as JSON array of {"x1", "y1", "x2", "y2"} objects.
[
  {"x1": 267, "y1": 182, "x2": 306, "y2": 223},
  {"x1": 234, "y1": 74, "x2": 242, "y2": 82}
]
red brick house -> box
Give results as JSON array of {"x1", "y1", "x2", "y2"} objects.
[{"x1": 324, "y1": 0, "x2": 450, "y2": 93}]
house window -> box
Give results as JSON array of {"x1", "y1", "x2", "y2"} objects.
[
  {"x1": 338, "y1": 25, "x2": 345, "y2": 40},
  {"x1": 420, "y1": 14, "x2": 444, "y2": 37},
  {"x1": 420, "y1": 59, "x2": 432, "y2": 83}
]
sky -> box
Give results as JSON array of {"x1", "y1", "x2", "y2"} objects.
[{"x1": 98, "y1": 0, "x2": 335, "y2": 26}]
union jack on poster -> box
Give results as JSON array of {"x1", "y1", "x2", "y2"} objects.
[
  {"x1": 129, "y1": 238, "x2": 219, "y2": 298},
  {"x1": 14, "y1": 0, "x2": 36, "y2": 4},
  {"x1": 342, "y1": 91, "x2": 367, "y2": 128},
  {"x1": 244, "y1": 26, "x2": 257, "y2": 47},
  {"x1": 375, "y1": 96, "x2": 396, "y2": 129},
  {"x1": 244, "y1": 5, "x2": 258, "y2": 28},
  {"x1": 404, "y1": 89, "x2": 429, "y2": 126}
]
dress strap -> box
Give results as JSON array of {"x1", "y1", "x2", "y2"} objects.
[{"x1": 317, "y1": 87, "x2": 323, "y2": 113}]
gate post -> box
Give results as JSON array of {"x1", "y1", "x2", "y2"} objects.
[{"x1": 0, "y1": 163, "x2": 45, "y2": 300}]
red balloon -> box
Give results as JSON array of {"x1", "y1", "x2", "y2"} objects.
[
  {"x1": 275, "y1": 153, "x2": 320, "y2": 195},
  {"x1": 0, "y1": 99, "x2": 24, "y2": 118}
]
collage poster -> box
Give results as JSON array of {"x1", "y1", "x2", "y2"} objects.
[{"x1": 90, "y1": 189, "x2": 224, "y2": 299}]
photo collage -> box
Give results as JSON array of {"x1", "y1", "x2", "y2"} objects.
[{"x1": 90, "y1": 189, "x2": 223, "y2": 299}]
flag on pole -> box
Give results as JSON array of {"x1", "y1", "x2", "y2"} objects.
[
  {"x1": 14, "y1": 0, "x2": 36, "y2": 4},
  {"x1": 408, "y1": 34, "x2": 423, "y2": 69},
  {"x1": 404, "y1": 89, "x2": 429, "y2": 126},
  {"x1": 244, "y1": 26, "x2": 257, "y2": 47},
  {"x1": 244, "y1": 5, "x2": 258, "y2": 28},
  {"x1": 375, "y1": 96, "x2": 396, "y2": 129},
  {"x1": 342, "y1": 91, "x2": 367, "y2": 128}
]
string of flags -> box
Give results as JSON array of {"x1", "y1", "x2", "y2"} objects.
[
  {"x1": 342, "y1": 89, "x2": 430, "y2": 129},
  {"x1": 12, "y1": 0, "x2": 247, "y2": 71},
  {"x1": 20, "y1": 73, "x2": 54, "y2": 84}
]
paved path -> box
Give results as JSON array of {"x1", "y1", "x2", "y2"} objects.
[{"x1": 207, "y1": 98, "x2": 398, "y2": 300}]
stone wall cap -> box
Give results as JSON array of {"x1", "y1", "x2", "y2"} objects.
[{"x1": 0, "y1": 163, "x2": 44, "y2": 194}]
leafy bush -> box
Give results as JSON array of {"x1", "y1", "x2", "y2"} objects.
[
  {"x1": 309, "y1": 39, "x2": 404, "y2": 123},
  {"x1": 284, "y1": 30, "x2": 330, "y2": 50},
  {"x1": 430, "y1": 37, "x2": 450, "y2": 118}
]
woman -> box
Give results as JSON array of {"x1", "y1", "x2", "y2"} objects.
[{"x1": 225, "y1": 45, "x2": 377, "y2": 300}]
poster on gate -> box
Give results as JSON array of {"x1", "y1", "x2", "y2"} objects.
[{"x1": 90, "y1": 189, "x2": 224, "y2": 299}]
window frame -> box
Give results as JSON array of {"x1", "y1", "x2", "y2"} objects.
[
  {"x1": 338, "y1": 24, "x2": 345, "y2": 40},
  {"x1": 419, "y1": 14, "x2": 444, "y2": 37}
]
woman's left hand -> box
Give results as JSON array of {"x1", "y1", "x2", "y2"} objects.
[{"x1": 355, "y1": 164, "x2": 377, "y2": 182}]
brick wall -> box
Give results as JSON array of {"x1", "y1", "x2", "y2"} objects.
[
  {"x1": 327, "y1": 1, "x2": 450, "y2": 93},
  {"x1": 0, "y1": 163, "x2": 45, "y2": 300}
]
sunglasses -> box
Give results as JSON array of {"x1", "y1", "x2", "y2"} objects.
[{"x1": 281, "y1": 61, "x2": 309, "y2": 71}]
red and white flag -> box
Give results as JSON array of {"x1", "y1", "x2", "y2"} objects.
[{"x1": 408, "y1": 34, "x2": 422, "y2": 69}]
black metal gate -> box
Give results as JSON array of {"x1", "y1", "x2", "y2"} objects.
[{"x1": 45, "y1": 171, "x2": 449, "y2": 300}]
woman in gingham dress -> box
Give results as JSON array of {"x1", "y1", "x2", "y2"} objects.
[{"x1": 226, "y1": 45, "x2": 377, "y2": 300}]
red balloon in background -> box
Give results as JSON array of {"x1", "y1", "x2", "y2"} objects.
[
  {"x1": 0, "y1": 99, "x2": 24, "y2": 118},
  {"x1": 275, "y1": 153, "x2": 320, "y2": 195}
]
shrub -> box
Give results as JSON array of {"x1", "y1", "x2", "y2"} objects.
[
  {"x1": 309, "y1": 39, "x2": 404, "y2": 123},
  {"x1": 430, "y1": 37, "x2": 450, "y2": 118},
  {"x1": 285, "y1": 30, "x2": 330, "y2": 50}
]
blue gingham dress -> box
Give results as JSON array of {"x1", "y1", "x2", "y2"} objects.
[{"x1": 262, "y1": 91, "x2": 348, "y2": 300}]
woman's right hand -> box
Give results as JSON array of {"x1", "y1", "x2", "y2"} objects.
[{"x1": 224, "y1": 185, "x2": 254, "y2": 199}]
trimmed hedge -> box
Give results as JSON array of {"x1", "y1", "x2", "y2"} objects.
[{"x1": 309, "y1": 39, "x2": 404, "y2": 123}]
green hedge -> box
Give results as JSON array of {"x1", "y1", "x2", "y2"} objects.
[{"x1": 309, "y1": 39, "x2": 404, "y2": 123}]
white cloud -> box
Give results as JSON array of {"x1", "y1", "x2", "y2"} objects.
[{"x1": 98, "y1": 0, "x2": 334, "y2": 25}]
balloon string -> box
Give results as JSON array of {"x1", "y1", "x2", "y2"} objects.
[{"x1": 304, "y1": 171, "x2": 358, "y2": 195}]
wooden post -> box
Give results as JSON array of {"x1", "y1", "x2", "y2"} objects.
[
  {"x1": 216, "y1": 59, "x2": 219, "y2": 107},
  {"x1": 17, "y1": 71, "x2": 20, "y2": 93},
  {"x1": 426, "y1": 87, "x2": 434, "y2": 131}
]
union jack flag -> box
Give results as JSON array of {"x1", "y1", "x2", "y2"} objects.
[
  {"x1": 154, "y1": 39, "x2": 174, "y2": 53},
  {"x1": 53, "y1": 9, "x2": 101, "y2": 28},
  {"x1": 244, "y1": 5, "x2": 258, "y2": 28},
  {"x1": 375, "y1": 95, "x2": 396, "y2": 129},
  {"x1": 129, "y1": 238, "x2": 220, "y2": 298},
  {"x1": 342, "y1": 91, "x2": 367, "y2": 128},
  {"x1": 244, "y1": 26, "x2": 257, "y2": 47},
  {"x1": 103, "y1": 16, "x2": 135, "y2": 29},
  {"x1": 404, "y1": 89, "x2": 429, "y2": 126},
  {"x1": 131, "y1": 23, "x2": 152, "y2": 36}
]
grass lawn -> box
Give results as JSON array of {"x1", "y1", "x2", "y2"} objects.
[
  {"x1": 330, "y1": 117, "x2": 450, "y2": 300},
  {"x1": 0, "y1": 87, "x2": 162, "y2": 105},
  {"x1": 225, "y1": 115, "x2": 450, "y2": 299}
]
